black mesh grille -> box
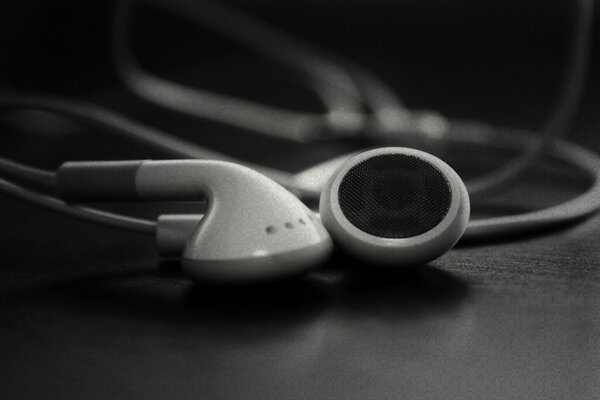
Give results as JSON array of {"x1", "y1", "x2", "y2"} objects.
[{"x1": 338, "y1": 154, "x2": 452, "y2": 238}]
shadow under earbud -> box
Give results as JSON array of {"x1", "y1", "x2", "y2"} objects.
[
  {"x1": 24, "y1": 261, "x2": 334, "y2": 343},
  {"x1": 183, "y1": 275, "x2": 333, "y2": 324},
  {"x1": 11, "y1": 252, "x2": 471, "y2": 343},
  {"x1": 321, "y1": 251, "x2": 471, "y2": 320}
]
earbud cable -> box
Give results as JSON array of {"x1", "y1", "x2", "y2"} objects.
[
  {"x1": 0, "y1": 175, "x2": 156, "y2": 234},
  {"x1": 113, "y1": 0, "x2": 593, "y2": 202},
  {"x1": 462, "y1": 0, "x2": 593, "y2": 198},
  {"x1": 0, "y1": 121, "x2": 599, "y2": 239},
  {"x1": 0, "y1": 0, "x2": 597, "y2": 239},
  {"x1": 112, "y1": 0, "x2": 374, "y2": 139},
  {"x1": 0, "y1": 157, "x2": 55, "y2": 189},
  {"x1": 0, "y1": 94, "x2": 305, "y2": 194},
  {"x1": 458, "y1": 131, "x2": 600, "y2": 241}
]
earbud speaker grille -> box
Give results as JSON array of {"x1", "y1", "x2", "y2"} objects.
[{"x1": 338, "y1": 154, "x2": 452, "y2": 238}]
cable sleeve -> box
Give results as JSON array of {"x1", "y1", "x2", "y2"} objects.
[{"x1": 55, "y1": 160, "x2": 144, "y2": 201}]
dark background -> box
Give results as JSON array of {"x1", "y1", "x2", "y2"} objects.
[
  {"x1": 2, "y1": 0, "x2": 600, "y2": 165},
  {"x1": 1, "y1": 1, "x2": 599, "y2": 399}
]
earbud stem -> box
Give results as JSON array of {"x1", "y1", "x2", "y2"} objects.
[
  {"x1": 56, "y1": 160, "x2": 145, "y2": 201},
  {"x1": 156, "y1": 214, "x2": 204, "y2": 256}
]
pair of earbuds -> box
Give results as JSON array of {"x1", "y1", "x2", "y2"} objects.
[{"x1": 56, "y1": 147, "x2": 470, "y2": 283}]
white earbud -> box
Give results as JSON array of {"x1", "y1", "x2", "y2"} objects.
[
  {"x1": 56, "y1": 160, "x2": 333, "y2": 283},
  {"x1": 57, "y1": 147, "x2": 468, "y2": 280},
  {"x1": 319, "y1": 147, "x2": 469, "y2": 266}
]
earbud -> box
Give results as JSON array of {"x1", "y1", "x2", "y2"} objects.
[
  {"x1": 319, "y1": 147, "x2": 470, "y2": 266},
  {"x1": 56, "y1": 160, "x2": 333, "y2": 283},
  {"x1": 56, "y1": 147, "x2": 469, "y2": 282}
]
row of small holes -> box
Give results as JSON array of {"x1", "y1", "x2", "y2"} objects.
[{"x1": 265, "y1": 218, "x2": 306, "y2": 234}]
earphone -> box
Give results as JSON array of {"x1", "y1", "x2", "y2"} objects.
[
  {"x1": 320, "y1": 148, "x2": 469, "y2": 266},
  {"x1": 2, "y1": 94, "x2": 600, "y2": 281},
  {"x1": 0, "y1": 0, "x2": 599, "y2": 283},
  {"x1": 42, "y1": 146, "x2": 467, "y2": 282},
  {"x1": 53, "y1": 159, "x2": 333, "y2": 282}
]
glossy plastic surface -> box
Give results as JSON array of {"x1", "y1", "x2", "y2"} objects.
[
  {"x1": 136, "y1": 160, "x2": 333, "y2": 282},
  {"x1": 320, "y1": 148, "x2": 470, "y2": 266}
]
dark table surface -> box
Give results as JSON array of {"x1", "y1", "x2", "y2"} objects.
[{"x1": 1, "y1": 2, "x2": 600, "y2": 399}]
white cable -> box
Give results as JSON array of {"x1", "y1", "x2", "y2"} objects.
[
  {"x1": 463, "y1": 0, "x2": 593, "y2": 198},
  {"x1": 0, "y1": 175, "x2": 156, "y2": 234},
  {"x1": 440, "y1": 121, "x2": 600, "y2": 240},
  {"x1": 334, "y1": 0, "x2": 593, "y2": 199},
  {"x1": 113, "y1": 0, "x2": 370, "y2": 140},
  {"x1": 2, "y1": 103, "x2": 600, "y2": 241},
  {"x1": 0, "y1": 0, "x2": 597, "y2": 241},
  {"x1": 113, "y1": 0, "x2": 593, "y2": 201},
  {"x1": 0, "y1": 94, "x2": 312, "y2": 197},
  {"x1": 0, "y1": 157, "x2": 55, "y2": 188}
]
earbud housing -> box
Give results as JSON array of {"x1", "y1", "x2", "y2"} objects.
[
  {"x1": 319, "y1": 147, "x2": 469, "y2": 266},
  {"x1": 57, "y1": 160, "x2": 333, "y2": 283}
]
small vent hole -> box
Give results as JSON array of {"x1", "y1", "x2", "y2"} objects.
[
  {"x1": 284, "y1": 222, "x2": 294, "y2": 229},
  {"x1": 265, "y1": 226, "x2": 277, "y2": 234},
  {"x1": 298, "y1": 218, "x2": 306, "y2": 225}
]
